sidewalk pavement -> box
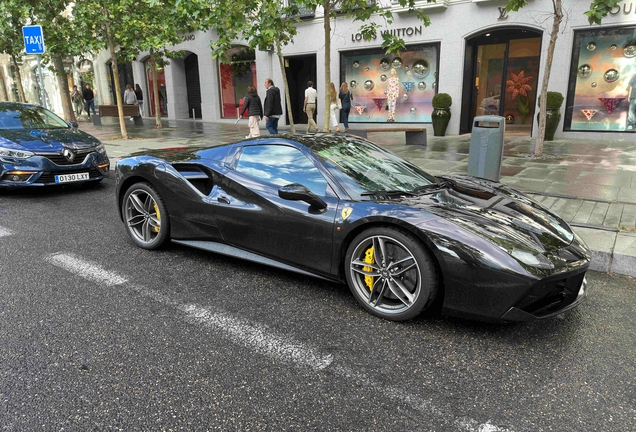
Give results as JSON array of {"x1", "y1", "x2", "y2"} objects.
[{"x1": 80, "y1": 116, "x2": 636, "y2": 278}]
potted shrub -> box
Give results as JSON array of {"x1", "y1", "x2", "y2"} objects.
[
  {"x1": 431, "y1": 93, "x2": 452, "y2": 136},
  {"x1": 537, "y1": 91, "x2": 564, "y2": 141}
]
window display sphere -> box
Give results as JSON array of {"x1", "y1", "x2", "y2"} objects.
[
  {"x1": 624, "y1": 44, "x2": 636, "y2": 58},
  {"x1": 350, "y1": 80, "x2": 357, "y2": 89},
  {"x1": 591, "y1": 82, "x2": 597, "y2": 88},
  {"x1": 392, "y1": 58, "x2": 403, "y2": 68},
  {"x1": 418, "y1": 82, "x2": 427, "y2": 91},
  {"x1": 380, "y1": 58, "x2": 390, "y2": 70},
  {"x1": 403, "y1": 94, "x2": 408, "y2": 100},
  {"x1": 412, "y1": 60, "x2": 429, "y2": 77},
  {"x1": 353, "y1": 61, "x2": 360, "y2": 68},
  {"x1": 410, "y1": 107, "x2": 416, "y2": 113},
  {"x1": 604, "y1": 69, "x2": 619, "y2": 83},
  {"x1": 364, "y1": 80, "x2": 374, "y2": 91},
  {"x1": 587, "y1": 42, "x2": 596, "y2": 51},
  {"x1": 380, "y1": 74, "x2": 387, "y2": 82},
  {"x1": 578, "y1": 64, "x2": 592, "y2": 78},
  {"x1": 366, "y1": 67, "x2": 370, "y2": 72},
  {"x1": 610, "y1": 44, "x2": 617, "y2": 50}
]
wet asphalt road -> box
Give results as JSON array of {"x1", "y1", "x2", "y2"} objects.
[{"x1": 0, "y1": 178, "x2": 634, "y2": 431}]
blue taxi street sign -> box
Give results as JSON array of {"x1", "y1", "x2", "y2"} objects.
[{"x1": 22, "y1": 25, "x2": 45, "y2": 54}]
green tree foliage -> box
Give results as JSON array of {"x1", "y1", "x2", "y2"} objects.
[
  {"x1": 586, "y1": 0, "x2": 623, "y2": 24},
  {"x1": 0, "y1": 0, "x2": 31, "y2": 103}
]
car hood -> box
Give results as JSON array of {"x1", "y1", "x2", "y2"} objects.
[
  {"x1": 0, "y1": 128, "x2": 101, "y2": 151},
  {"x1": 399, "y1": 175, "x2": 574, "y2": 252}
]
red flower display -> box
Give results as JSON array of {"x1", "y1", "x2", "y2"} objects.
[{"x1": 506, "y1": 71, "x2": 533, "y2": 100}]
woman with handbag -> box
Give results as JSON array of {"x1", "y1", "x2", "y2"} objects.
[{"x1": 329, "y1": 82, "x2": 341, "y2": 133}]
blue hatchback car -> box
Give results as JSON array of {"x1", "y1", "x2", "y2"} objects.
[{"x1": 0, "y1": 102, "x2": 109, "y2": 188}]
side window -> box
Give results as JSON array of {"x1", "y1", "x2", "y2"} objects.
[{"x1": 234, "y1": 145, "x2": 329, "y2": 196}]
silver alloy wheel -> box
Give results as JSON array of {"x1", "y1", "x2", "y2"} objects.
[
  {"x1": 125, "y1": 189, "x2": 161, "y2": 245},
  {"x1": 349, "y1": 234, "x2": 421, "y2": 316}
]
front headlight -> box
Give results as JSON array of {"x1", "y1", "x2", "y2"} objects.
[
  {"x1": 94, "y1": 144, "x2": 106, "y2": 154},
  {"x1": 0, "y1": 147, "x2": 34, "y2": 160},
  {"x1": 511, "y1": 249, "x2": 554, "y2": 269}
]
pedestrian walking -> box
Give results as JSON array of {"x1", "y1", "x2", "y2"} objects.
[
  {"x1": 71, "y1": 85, "x2": 83, "y2": 118},
  {"x1": 240, "y1": 85, "x2": 263, "y2": 138},
  {"x1": 329, "y1": 82, "x2": 341, "y2": 133},
  {"x1": 338, "y1": 82, "x2": 353, "y2": 132},
  {"x1": 304, "y1": 81, "x2": 318, "y2": 133},
  {"x1": 263, "y1": 78, "x2": 283, "y2": 134},
  {"x1": 124, "y1": 84, "x2": 138, "y2": 105},
  {"x1": 134, "y1": 84, "x2": 144, "y2": 117},
  {"x1": 83, "y1": 84, "x2": 96, "y2": 118}
]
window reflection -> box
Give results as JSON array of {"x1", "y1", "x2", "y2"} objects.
[{"x1": 235, "y1": 145, "x2": 328, "y2": 196}]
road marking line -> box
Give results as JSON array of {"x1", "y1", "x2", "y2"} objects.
[
  {"x1": 180, "y1": 304, "x2": 333, "y2": 371},
  {"x1": 46, "y1": 253, "x2": 128, "y2": 286},
  {"x1": 0, "y1": 226, "x2": 13, "y2": 237},
  {"x1": 45, "y1": 252, "x2": 514, "y2": 430}
]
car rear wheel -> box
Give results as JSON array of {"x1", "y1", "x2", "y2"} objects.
[
  {"x1": 345, "y1": 227, "x2": 437, "y2": 321},
  {"x1": 122, "y1": 182, "x2": 170, "y2": 250}
]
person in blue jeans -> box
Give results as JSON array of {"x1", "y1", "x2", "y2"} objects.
[
  {"x1": 82, "y1": 84, "x2": 97, "y2": 118},
  {"x1": 263, "y1": 78, "x2": 283, "y2": 134},
  {"x1": 339, "y1": 82, "x2": 353, "y2": 132}
]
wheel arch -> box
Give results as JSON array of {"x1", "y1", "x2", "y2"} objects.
[{"x1": 337, "y1": 219, "x2": 447, "y2": 301}]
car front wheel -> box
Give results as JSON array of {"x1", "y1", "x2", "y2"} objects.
[
  {"x1": 122, "y1": 182, "x2": 170, "y2": 250},
  {"x1": 345, "y1": 227, "x2": 437, "y2": 321}
]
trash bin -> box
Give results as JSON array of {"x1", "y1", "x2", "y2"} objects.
[{"x1": 467, "y1": 115, "x2": 505, "y2": 182}]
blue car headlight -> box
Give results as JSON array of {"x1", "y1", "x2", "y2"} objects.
[
  {"x1": 0, "y1": 146, "x2": 34, "y2": 161},
  {"x1": 94, "y1": 144, "x2": 106, "y2": 154}
]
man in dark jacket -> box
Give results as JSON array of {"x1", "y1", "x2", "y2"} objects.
[
  {"x1": 263, "y1": 78, "x2": 283, "y2": 134},
  {"x1": 82, "y1": 84, "x2": 97, "y2": 118}
]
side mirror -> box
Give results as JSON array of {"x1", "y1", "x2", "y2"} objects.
[
  {"x1": 69, "y1": 121, "x2": 79, "y2": 129},
  {"x1": 278, "y1": 183, "x2": 327, "y2": 210}
]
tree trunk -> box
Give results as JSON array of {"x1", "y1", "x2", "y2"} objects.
[
  {"x1": 276, "y1": 42, "x2": 295, "y2": 134},
  {"x1": 11, "y1": 55, "x2": 27, "y2": 103},
  {"x1": 323, "y1": 1, "x2": 331, "y2": 132},
  {"x1": 535, "y1": 0, "x2": 563, "y2": 157},
  {"x1": 52, "y1": 54, "x2": 75, "y2": 122},
  {"x1": 0, "y1": 67, "x2": 8, "y2": 102},
  {"x1": 106, "y1": 20, "x2": 128, "y2": 139},
  {"x1": 150, "y1": 49, "x2": 163, "y2": 129}
]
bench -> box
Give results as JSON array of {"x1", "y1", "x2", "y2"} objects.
[
  {"x1": 95, "y1": 104, "x2": 143, "y2": 126},
  {"x1": 347, "y1": 128, "x2": 427, "y2": 146}
]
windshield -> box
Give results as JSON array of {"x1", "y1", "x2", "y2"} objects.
[
  {"x1": 0, "y1": 105, "x2": 70, "y2": 130},
  {"x1": 313, "y1": 138, "x2": 438, "y2": 200}
]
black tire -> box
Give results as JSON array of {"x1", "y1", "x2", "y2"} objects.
[
  {"x1": 121, "y1": 182, "x2": 170, "y2": 250},
  {"x1": 344, "y1": 226, "x2": 437, "y2": 321}
]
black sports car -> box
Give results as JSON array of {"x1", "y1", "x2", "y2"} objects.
[{"x1": 115, "y1": 134, "x2": 590, "y2": 323}]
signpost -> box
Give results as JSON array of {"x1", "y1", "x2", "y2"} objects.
[{"x1": 22, "y1": 25, "x2": 47, "y2": 109}]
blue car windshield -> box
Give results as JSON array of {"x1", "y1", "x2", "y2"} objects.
[
  {"x1": 313, "y1": 139, "x2": 439, "y2": 200},
  {"x1": 0, "y1": 106, "x2": 70, "y2": 130}
]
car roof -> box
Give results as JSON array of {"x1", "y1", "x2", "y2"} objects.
[{"x1": 245, "y1": 133, "x2": 371, "y2": 154}]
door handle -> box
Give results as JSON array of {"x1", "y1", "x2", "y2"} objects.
[{"x1": 217, "y1": 195, "x2": 230, "y2": 204}]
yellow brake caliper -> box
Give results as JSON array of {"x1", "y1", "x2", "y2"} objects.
[
  {"x1": 363, "y1": 246, "x2": 374, "y2": 291},
  {"x1": 153, "y1": 203, "x2": 161, "y2": 233}
]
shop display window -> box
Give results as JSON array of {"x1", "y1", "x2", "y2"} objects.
[
  {"x1": 220, "y1": 47, "x2": 257, "y2": 119},
  {"x1": 565, "y1": 25, "x2": 636, "y2": 132},
  {"x1": 339, "y1": 43, "x2": 439, "y2": 123}
]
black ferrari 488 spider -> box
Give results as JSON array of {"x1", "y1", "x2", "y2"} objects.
[{"x1": 115, "y1": 134, "x2": 590, "y2": 323}]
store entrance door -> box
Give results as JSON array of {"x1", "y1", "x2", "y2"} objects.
[
  {"x1": 284, "y1": 55, "x2": 317, "y2": 126},
  {"x1": 461, "y1": 29, "x2": 542, "y2": 135}
]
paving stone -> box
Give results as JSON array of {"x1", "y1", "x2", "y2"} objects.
[
  {"x1": 544, "y1": 182, "x2": 585, "y2": 197},
  {"x1": 578, "y1": 184, "x2": 620, "y2": 201},
  {"x1": 549, "y1": 198, "x2": 569, "y2": 215},
  {"x1": 560, "y1": 199, "x2": 584, "y2": 222},
  {"x1": 587, "y1": 202, "x2": 609, "y2": 226},
  {"x1": 610, "y1": 233, "x2": 636, "y2": 277},
  {"x1": 603, "y1": 203, "x2": 623, "y2": 229},
  {"x1": 577, "y1": 172, "x2": 634, "y2": 187},
  {"x1": 572, "y1": 201, "x2": 596, "y2": 224},
  {"x1": 619, "y1": 204, "x2": 636, "y2": 230},
  {"x1": 541, "y1": 196, "x2": 558, "y2": 208},
  {"x1": 617, "y1": 187, "x2": 636, "y2": 204}
]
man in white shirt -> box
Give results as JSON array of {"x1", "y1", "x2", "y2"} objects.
[{"x1": 303, "y1": 81, "x2": 318, "y2": 133}]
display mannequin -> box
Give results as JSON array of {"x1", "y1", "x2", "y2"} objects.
[{"x1": 386, "y1": 68, "x2": 400, "y2": 122}]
